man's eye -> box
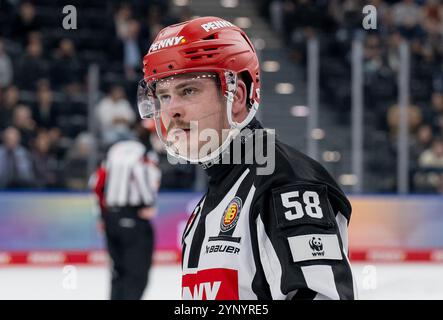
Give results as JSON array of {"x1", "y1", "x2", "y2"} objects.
[
  {"x1": 182, "y1": 88, "x2": 195, "y2": 96},
  {"x1": 158, "y1": 94, "x2": 170, "y2": 102}
]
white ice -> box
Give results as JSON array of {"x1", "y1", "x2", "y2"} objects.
[{"x1": 0, "y1": 263, "x2": 442, "y2": 300}]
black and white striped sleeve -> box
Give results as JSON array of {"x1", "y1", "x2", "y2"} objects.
[{"x1": 254, "y1": 182, "x2": 356, "y2": 300}]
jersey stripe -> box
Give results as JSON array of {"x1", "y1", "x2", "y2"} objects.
[
  {"x1": 256, "y1": 214, "x2": 285, "y2": 299},
  {"x1": 301, "y1": 265, "x2": 340, "y2": 300}
]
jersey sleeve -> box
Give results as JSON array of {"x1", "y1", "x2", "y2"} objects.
[
  {"x1": 91, "y1": 165, "x2": 107, "y2": 216},
  {"x1": 253, "y1": 181, "x2": 355, "y2": 300}
]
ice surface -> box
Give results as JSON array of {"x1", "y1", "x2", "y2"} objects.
[{"x1": 0, "y1": 263, "x2": 442, "y2": 300}]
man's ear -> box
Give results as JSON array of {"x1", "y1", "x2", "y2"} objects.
[{"x1": 231, "y1": 79, "x2": 248, "y2": 123}]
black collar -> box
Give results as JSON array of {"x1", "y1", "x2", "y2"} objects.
[{"x1": 200, "y1": 118, "x2": 263, "y2": 185}]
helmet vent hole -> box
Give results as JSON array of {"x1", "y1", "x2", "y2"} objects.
[{"x1": 203, "y1": 34, "x2": 217, "y2": 40}]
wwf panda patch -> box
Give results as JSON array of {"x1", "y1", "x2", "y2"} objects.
[{"x1": 287, "y1": 234, "x2": 343, "y2": 262}]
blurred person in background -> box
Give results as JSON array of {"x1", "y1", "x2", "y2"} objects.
[
  {"x1": 32, "y1": 82, "x2": 59, "y2": 131},
  {"x1": 10, "y1": 1, "x2": 41, "y2": 45},
  {"x1": 92, "y1": 125, "x2": 161, "y2": 300},
  {"x1": 15, "y1": 38, "x2": 48, "y2": 90},
  {"x1": 50, "y1": 38, "x2": 82, "y2": 92},
  {"x1": 95, "y1": 85, "x2": 135, "y2": 147},
  {"x1": 30, "y1": 130, "x2": 59, "y2": 189},
  {"x1": 417, "y1": 137, "x2": 443, "y2": 193},
  {"x1": 11, "y1": 104, "x2": 36, "y2": 149},
  {"x1": 63, "y1": 132, "x2": 94, "y2": 189},
  {"x1": 121, "y1": 19, "x2": 142, "y2": 81},
  {"x1": 387, "y1": 102, "x2": 423, "y2": 143},
  {"x1": 412, "y1": 124, "x2": 434, "y2": 160},
  {"x1": 0, "y1": 85, "x2": 20, "y2": 130},
  {"x1": 0, "y1": 126, "x2": 34, "y2": 188},
  {"x1": 424, "y1": 91, "x2": 443, "y2": 131},
  {"x1": 0, "y1": 38, "x2": 13, "y2": 88},
  {"x1": 419, "y1": 137, "x2": 443, "y2": 169},
  {"x1": 392, "y1": 0, "x2": 422, "y2": 39},
  {"x1": 113, "y1": 3, "x2": 133, "y2": 40}
]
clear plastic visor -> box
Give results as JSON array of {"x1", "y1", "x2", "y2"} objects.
[{"x1": 137, "y1": 72, "x2": 233, "y2": 161}]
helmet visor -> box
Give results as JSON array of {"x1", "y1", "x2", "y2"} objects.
[{"x1": 137, "y1": 72, "x2": 232, "y2": 161}]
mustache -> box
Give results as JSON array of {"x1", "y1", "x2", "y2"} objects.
[{"x1": 167, "y1": 121, "x2": 191, "y2": 132}]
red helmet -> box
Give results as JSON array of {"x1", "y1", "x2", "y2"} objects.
[{"x1": 142, "y1": 16, "x2": 261, "y2": 109}]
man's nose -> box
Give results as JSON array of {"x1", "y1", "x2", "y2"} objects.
[{"x1": 165, "y1": 96, "x2": 186, "y2": 119}]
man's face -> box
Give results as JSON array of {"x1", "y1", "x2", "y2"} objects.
[
  {"x1": 111, "y1": 87, "x2": 125, "y2": 101},
  {"x1": 154, "y1": 73, "x2": 228, "y2": 160},
  {"x1": 3, "y1": 128, "x2": 20, "y2": 150}
]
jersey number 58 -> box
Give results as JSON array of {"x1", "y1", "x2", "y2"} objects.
[{"x1": 280, "y1": 191, "x2": 323, "y2": 220}]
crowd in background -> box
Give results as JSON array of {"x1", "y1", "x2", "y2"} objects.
[
  {"x1": 0, "y1": 0, "x2": 195, "y2": 190},
  {"x1": 259, "y1": 0, "x2": 443, "y2": 193},
  {"x1": 1, "y1": 0, "x2": 442, "y2": 193}
]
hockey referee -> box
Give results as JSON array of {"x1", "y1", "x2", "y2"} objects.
[
  {"x1": 137, "y1": 17, "x2": 356, "y2": 300},
  {"x1": 92, "y1": 128, "x2": 161, "y2": 300}
]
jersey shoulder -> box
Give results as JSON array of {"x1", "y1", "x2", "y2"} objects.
[{"x1": 255, "y1": 138, "x2": 352, "y2": 218}]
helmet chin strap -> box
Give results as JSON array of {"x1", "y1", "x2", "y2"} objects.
[{"x1": 164, "y1": 90, "x2": 258, "y2": 165}]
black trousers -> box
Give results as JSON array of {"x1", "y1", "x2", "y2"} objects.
[{"x1": 103, "y1": 206, "x2": 154, "y2": 300}]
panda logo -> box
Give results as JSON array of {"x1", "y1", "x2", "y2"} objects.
[{"x1": 309, "y1": 237, "x2": 323, "y2": 252}]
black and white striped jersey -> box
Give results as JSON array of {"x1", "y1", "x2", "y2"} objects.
[
  {"x1": 181, "y1": 119, "x2": 356, "y2": 300},
  {"x1": 92, "y1": 140, "x2": 161, "y2": 211}
]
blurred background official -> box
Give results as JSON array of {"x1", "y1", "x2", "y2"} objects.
[{"x1": 92, "y1": 125, "x2": 161, "y2": 300}]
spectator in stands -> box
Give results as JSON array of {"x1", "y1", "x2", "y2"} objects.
[
  {"x1": 109, "y1": 3, "x2": 133, "y2": 64},
  {"x1": 63, "y1": 132, "x2": 95, "y2": 189},
  {"x1": 335, "y1": 0, "x2": 362, "y2": 32},
  {"x1": 424, "y1": 91, "x2": 443, "y2": 130},
  {"x1": 121, "y1": 19, "x2": 142, "y2": 81},
  {"x1": 434, "y1": 114, "x2": 443, "y2": 136},
  {"x1": 146, "y1": 4, "x2": 168, "y2": 41},
  {"x1": 417, "y1": 137, "x2": 443, "y2": 193},
  {"x1": 0, "y1": 1, "x2": 14, "y2": 37},
  {"x1": 386, "y1": 31, "x2": 403, "y2": 72},
  {"x1": 31, "y1": 130, "x2": 58, "y2": 188},
  {"x1": 363, "y1": 34, "x2": 384, "y2": 75},
  {"x1": 387, "y1": 103, "x2": 423, "y2": 141},
  {"x1": 96, "y1": 85, "x2": 135, "y2": 146},
  {"x1": 15, "y1": 39, "x2": 48, "y2": 90},
  {"x1": 0, "y1": 39, "x2": 13, "y2": 88},
  {"x1": 0, "y1": 85, "x2": 20, "y2": 130},
  {"x1": 10, "y1": 1, "x2": 41, "y2": 44},
  {"x1": 422, "y1": 0, "x2": 443, "y2": 40},
  {"x1": 392, "y1": 0, "x2": 423, "y2": 39},
  {"x1": 411, "y1": 124, "x2": 434, "y2": 162},
  {"x1": 419, "y1": 137, "x2": 443, "y2": 169},
  {"x1": 368, "y1": 0, "x2": 393, "y2": 36},
  {"x1": 12, "y1": 104, "x2": 36, "y2": 149},
  {"x1": 0, "y1": 126, "x2": 35, "y2": 189},
  {"x1": 114, "y1": 3, "x2": 133, "y2": 40},
  {"x1": 50, "y1": 38, "x2": 82, "y2": 92},
  {"x1": 32, "y1": 82, "x2": 59, "y2": 131}
]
